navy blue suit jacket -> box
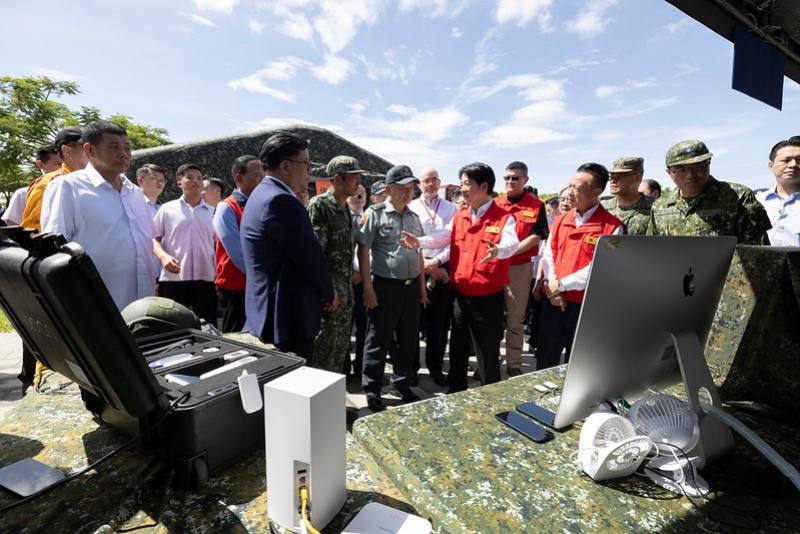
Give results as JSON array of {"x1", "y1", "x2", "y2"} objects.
[{"x1": 241, "y1": 177, "x2": 334, "y2": 345}]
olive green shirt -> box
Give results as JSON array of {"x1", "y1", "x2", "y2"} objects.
[
  {"x1": 601, "y1": 194, "x2": 654, "y2": 235},
  {"x1": 307, "y1": 192, "x2": 354, "y2": 291},
  {"x1": 646, "y1": 177, "x2": 771, "y2": 245},
  {"x1": 355, "y1": 200, "x2": 424, "y2": 280}
]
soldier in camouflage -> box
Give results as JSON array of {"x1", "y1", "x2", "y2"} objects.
[
  {"x1": 602, "y1": 156, "x2": 654, "y2": 235},
  {"x1": 306, "y1": 156, "x2": 365, "y2": 372},
  {"x1": 647, "y1": 140, "x2": 771, "y2": 244}
]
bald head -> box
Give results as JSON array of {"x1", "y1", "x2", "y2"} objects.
[{"x1": 419, "y1": 167, "x2": 441, "y2": 200}]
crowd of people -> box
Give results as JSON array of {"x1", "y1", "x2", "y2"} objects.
[{"x1": 2, "y1": 121, "x2": 799, "y2": 410}]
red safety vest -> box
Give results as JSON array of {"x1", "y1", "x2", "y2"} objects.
[
  {"x1": 450, "y1": 201, "x2": 513, "y2": 297},
  {"x1": 496, "y1": 192, "x2": 544, "y2": 265},
  {"x1": 550, "y1": 204, "x2": 622, "y2": 304},
  {"x1": 214, "y1": 194, "x2": 246, "y2": 291}
]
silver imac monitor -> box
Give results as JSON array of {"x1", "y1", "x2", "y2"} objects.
[{"x1": 553, "y1": 236, "x2": 737, "y2": 460}]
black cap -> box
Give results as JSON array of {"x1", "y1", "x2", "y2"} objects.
[
  {"x1": 54, "y1": 127, "x2": 83, "y2": 151},
  {"x1": 384, "y1": 164, "x2": 418, "y2": 185}
]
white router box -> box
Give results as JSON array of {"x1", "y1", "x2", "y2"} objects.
[{"x1": 264, "y1": 367, "x2": 346, "y2": 532}]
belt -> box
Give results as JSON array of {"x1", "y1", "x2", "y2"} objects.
[{"x1": 374, "y1": 275, "x2": 418, "y2": 286}]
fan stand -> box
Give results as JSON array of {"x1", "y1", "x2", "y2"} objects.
[
  {"x1": 670, "y1": 330, "x2": 734, "y2": 464},
  {"x1": 645, "y1": 458, "x2": 710, "y2": 498}
]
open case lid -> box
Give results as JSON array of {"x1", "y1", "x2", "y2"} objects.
[{"x1": 0, "y1": 229, "x2": 167, "y2": 418}]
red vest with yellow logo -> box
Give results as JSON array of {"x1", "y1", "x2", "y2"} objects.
[
  {"x1": 550, "y1": 204, "x2": 622, "y2": 304},
  {"x1": 214, "y1": 195, "x2": 246, "y2": 291},
  {"x1": 450, "y1": 201, "x2": 513, "y2": 297},
  {"x1": 496, "y1": 192, "x2": 544, "y2": 265}
]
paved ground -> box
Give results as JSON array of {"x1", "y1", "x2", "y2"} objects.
[{"x1": 0, "y1": 331, "x2": 541, "y2": 423}]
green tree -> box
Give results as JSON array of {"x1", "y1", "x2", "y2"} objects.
[{"x1": 0, "y1": 76, "x2": 170, "y2": 205}]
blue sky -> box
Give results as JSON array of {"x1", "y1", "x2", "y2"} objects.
[{"x1": 2, "y1": 0, "x2": 799, "y2": 192}]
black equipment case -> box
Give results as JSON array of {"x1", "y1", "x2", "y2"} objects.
[{"x1": 0, "y1": 229, "x2": 305, "y2": 487}]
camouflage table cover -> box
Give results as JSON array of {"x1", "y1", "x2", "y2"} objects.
[
  {"x1": 353, "y1": 365, "x2": 800, "y2": 533},
  {"x1": 0, "y1": 373, "x2": 413, "y2": 533}
]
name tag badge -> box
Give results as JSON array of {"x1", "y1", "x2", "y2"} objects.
[
  {"x1": 585, "y1": 235, "x2": 598, "y2": 245},
  {"x1": 522, "y1": 210, "x2": 536, "y2": 218},
  {"x1": 485, "y1": 226, "x2": 501, "y2": 234}
]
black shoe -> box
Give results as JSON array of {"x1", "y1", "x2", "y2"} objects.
[
  {"x1": 391, "y1": 387, "x2": 420, "y2": 403},
  {"x1": 367, "y1": 396, "x2": 386, "y2": 412},
  {"x1": 472, "y1": 369, "x2": 481, "y2": 382},
  {"x1": 429, "y1": 370, "x2": 447, "y2": 387}
]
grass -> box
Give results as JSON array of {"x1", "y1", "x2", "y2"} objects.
[{"x1": 0, "y1": 309, "x2": 13, "y2": 333}]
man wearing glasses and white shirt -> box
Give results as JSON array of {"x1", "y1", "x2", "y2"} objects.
[
  {"x1": 757, "y1": 138, "x2": 800, "y2": 246},
  {"x1": 408, "y1": 168, "x2": 456, "y2": 386}
]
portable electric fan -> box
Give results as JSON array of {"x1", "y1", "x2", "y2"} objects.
[
  {"x1": 629, "y1": 394, "x2": 708, "y2": 496},
  {"x1": 578, "y1": 412, "x2": 653, "y2": 481}
]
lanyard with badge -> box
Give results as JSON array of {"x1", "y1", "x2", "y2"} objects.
[{"x1": 421, "y1": 198, "x2": 441, "y2": 234}]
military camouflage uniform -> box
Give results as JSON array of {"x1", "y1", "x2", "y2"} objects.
[
  {"x1": 646, "y1": 177, "x2": 771, "y2": 244},
  {"x1": 307, "y1": 191, "x2": 356, "y2": 372},
  {"x1": 602, "y1": 194, "x2": 654, "y2": 235}
]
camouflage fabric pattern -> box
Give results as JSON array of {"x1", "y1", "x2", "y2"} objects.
[
  {"x1": 610, "y1": 156, "x2": 644, "y2": 174},
  {"x1": 601, "y1": 193, "x2": 654, "y2": 235},
  {"x1": 646, "y1": 177, "x2": 771, "y2": 244},
  {"x1": 307, "y1": 191, "x2": 356, "y2": 372},
  {"x1": 326, "y1": 155, "x2": 366, "y2": 177},
  {"x1": 353, "y1": 362, "x2": 800, "y2": 533},
  {"x1": 0, "y1": 363, "x2": 414, "y2": 533},
  {"x1": 665, "y1": 139, "x2": 713, "y2": 166}
]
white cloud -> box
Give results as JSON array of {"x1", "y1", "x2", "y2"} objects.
[
  {"x1": 192, "y1": 0, "x2": 238, "y2": 14},
  {"x1": 270, "y1": 5, "x2": 315, "y2": 43},
  {"x1": 348, "y1": 98, "x2": 369, "y2": 114},
  {"x1": 178, "y1": 11, "x2": 216, "y2": 27},
  {"x1": 566, "y1": 0, "x2": 617, "y2": 37},
  {"x1": 34, "y1": 68, "x2": 83, "y2": 82},
  {"x1": 239, "y1": 116, "x2": 341, "y2": 133},
  {"x1": 550, "y1": 55, "x2": 615, "y2": 74},
  {"x1": 450, "y1": 26, "x2": 463, "y2": 38},
  {"x1": 399, "y1": 0, "x2": 469, "y2": 18},
  {"x1": 572, "y1": 97, "x2": 679, "y2": 126},
  {"x1": 354, "y1": 48, "x2": 423, "y2": 84},
  {"x1": 675, "y1": 63, "x2": 701, "y2": 77},
  {"x1": 469, "y1": 73, "x2": 565, "y2": 103},
  {"x1": 307, "y1": 54, "x2": 353, "y2": 85},
  {"x1": 495, "y1": 0, "x2": 554, "y2": 30},
  {"x1": 227, "y1": 77, "x2": 295, "y2": 102},
  {"x1": 248, "y1": 18, "x2": 265, "y2": 33},
  {"x1": 595, "y1": 78, "x2": 657, "y2": 99},
  {"x1": 313, "y1": 0, "x2": 380, "y2": 53},
  {"x1": 662, "y1": 19, "x2": 689, "y2": 34},
  {"x1": 482, "y1": 99, "x2": 573, "y2": 148},
  {"x1": 227, "y1": 54, "x2": 352, "y2": 100},
  {"x1": 359, "y1": 105, "x2": 468, "y2": 143}
]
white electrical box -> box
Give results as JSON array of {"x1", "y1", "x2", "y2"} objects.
[{"x1": 264, "y1": 367, "x2": 347, "y2": 532}]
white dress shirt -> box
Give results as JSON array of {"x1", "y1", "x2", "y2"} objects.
[
  {"x1": 409, "y1": 194, "x2": 457, "y2": 264},
  {"x1": 418, "y1": 198, "x2": 519, "y2": 259},
  {"x1": 1, "y1": 186, "x2": 27, "y2": 225},
  {"x1": 154, "y1": 197, "x2": 216, "y2": 283},
  {"x1": 756, "y1": 188, "x2": 800, "y2": 246},
  {"x1": 41, "y1": 163, "x2": 157, "y2": 310},
  {"x1": 540, "y1": 203, "x2": 623, "y2": 291}
]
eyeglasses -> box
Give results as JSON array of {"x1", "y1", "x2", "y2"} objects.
[
  {"x1": 285, "y1": 158, "x2": 311, "y2": 170},
  {"x1": 504, "y1": 176, "x2": 522, "y2": 182}
]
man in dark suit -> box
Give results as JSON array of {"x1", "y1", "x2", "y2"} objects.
[{"x1": 241, "y1": 132, "x2": 338, "y2": 358}]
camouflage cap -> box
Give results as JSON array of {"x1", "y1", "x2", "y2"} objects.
[
  {"x1": 371, "y1": 180, "x2": 386, "y2": 196},
  {"x1": 326, "y1": 155, "x2": 366, "y2": 177},
  {"x1": 665, "y1": 140, "x2": 713, "y2": 167},
  {"x1": 610, "y1": 156, "x2": 644, "y2": 174}
]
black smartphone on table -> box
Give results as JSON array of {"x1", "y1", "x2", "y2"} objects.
[
  {"x1": 495, "y1": 411, "x2": 554, "y2": 443},
  {"x1": 516, "y1": 402, "x2": 557, "y2": 428}
]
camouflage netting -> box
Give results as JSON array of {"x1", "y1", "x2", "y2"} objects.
[{"x1": 128, "y1": 124, "x2": 393, "y2": 201}]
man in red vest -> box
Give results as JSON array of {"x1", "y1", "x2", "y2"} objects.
[
  {"x1": 495, "y1": 161, "x2": 548, "y2": 377},
  {"x1": 402, "y1": 162, "x2": 519, "y2": 393},
  {"x1": 212, "y1": 155, "x2": 265, "y2": 332},
  {"x1": 536, "y1": 163, "x2": 623, "y2": 370}
]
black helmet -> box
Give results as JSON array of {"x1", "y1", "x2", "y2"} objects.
[{"x1": 121, "y1": 297, "x2": 200, "y2": 339}]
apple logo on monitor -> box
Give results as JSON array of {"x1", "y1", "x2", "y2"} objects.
[{"x1": 683, "y1": 267, "x2": 695, "y2": 296}]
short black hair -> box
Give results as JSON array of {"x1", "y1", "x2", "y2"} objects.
[
  {"x1": 505, "y1": 161, "x2": 528, "y2": 175},
  {"x1": 458, "y1": 162, "x2": 495, "y2": 194},
  {"x1": 82, "y1": 120, "x2": 128, "y2": 146},
  {"x1": 643, "y1": 178, "x2": 661, "y2": 194},
  {"x1": 546, "y1": 197, "x2": 559, "y2": 208},
  {"x1": 576, "y1": 162, "x2": 610, "y2": 190},
  {"x1": 231, "y1": 155, "x2": 260, "y2": 178},
  {"x1": 204, "y1": 176, "x2": 226, "y2": 195},
  {"x1": 524, "y1": 185, "x2": 538, "y2": 196},
  {"x1": 136, "y1": 163, "x2": 165, "y2": 179},
  {"x1": 259, "y1": 132, "x2": 309, "y2": 170},
  {"x1": 36, "y1": 145, "x2": 59, "y2": 163},
  {"x1": 176, "y1": 163, "x2": 203, "y2": 179},
  {"x1": 769, "y1": 138, "x2": 800, "y2": 161}
]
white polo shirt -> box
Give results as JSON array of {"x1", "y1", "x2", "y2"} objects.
[
  {"x1": 41, "y1": 163, "x2": 157, "y2": 310},
  {"x1": 154, "y1": 197, "x2": 215, "y2": 283},
  {"x1": 409, "y1": 194, "x2": 457, "y2": 264},
  {"x1": 1, "y1": 186, "x2": 27, "y2": 225}
]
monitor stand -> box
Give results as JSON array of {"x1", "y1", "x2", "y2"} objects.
[{"x1": 671, "y1": 330, "x2": 734, "y2": 464}]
